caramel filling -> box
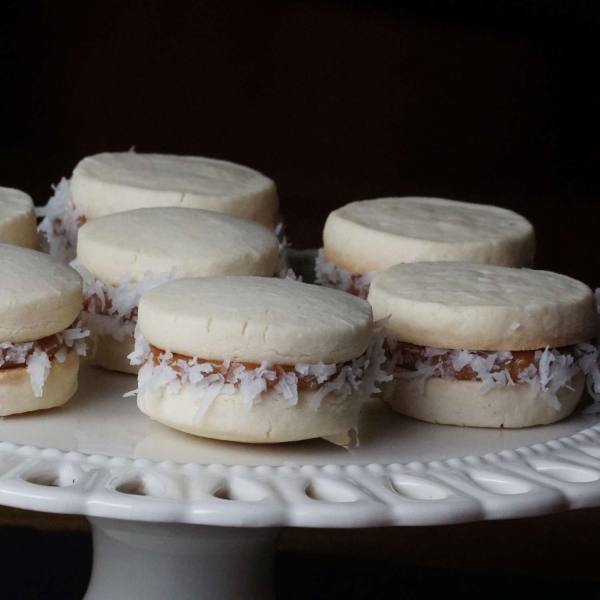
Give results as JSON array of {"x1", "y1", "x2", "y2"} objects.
[
  {"x1": 345, "y1": 277, "x2": 370, "y2": 299},
  {"x1": 0, "y1": 334, "x2": 64, "y2": 370},
  {"x1": 395, "y1": 341, "x2": 576, "y2": 381},
  {"x1": 147, "y1": 345, "x2": 341, "y2": 391},
  {"x1": 84, "y1": 293, "x2": 138, "y2": 320}
]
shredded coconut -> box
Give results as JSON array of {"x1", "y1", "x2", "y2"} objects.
[
  {"x1": 0, "y1": 322, "x2": 89, "y2": 397},
  {"x1": 577, "y1": 341, "x2": 600, "y2": 413},
  {"x1": 314, "y1": 249, "x2": 375, "y2": 299},
  {"x1": 71, "y1": 260, "x2": 176, "y2": 349},
  {"x1": 275, "y1": 222, "x2": 301, "y2": 280},
  {"x1": 37, "y1": 179, "x2": 83, "y2": 263},
  {"x1": 386, "y1": 336, "x2": 600, "y2": 411},
  {"x1": 279, "y1": 268, "x2": 302, "y2": 282},
  {"x1": 125, "y1": 319, "x2": 391, "y2": 422},
  {"x1": 577, "y1": 288, "x2": 600, "y2": 413}
]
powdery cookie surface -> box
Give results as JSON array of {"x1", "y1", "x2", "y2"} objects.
[
  {"x1": 387, "y1": 373, "x2": 584, "y2": 428},
  {"x1": 0, "y1": 349, "x2": 79, "y2": 417},
  {"x1": 138, "y1": 276, "x2": 373, "y2": 365},
  {"x1": 0, "y1": 245, "x2": 83, "y2": 343},
  {"x1": 71, "y1": 153, "x2": 279, "y2": 228},
  {"x1": 0, "y1": 187, "x2": 37, "y2": 249},
  {"x1": 368, "y1": 262, "x2": 597, "y2": 351},
  {"x1": 77, "y1": 207, "x2": 279, "y2": 285},
  {"x1": 324, "y1": 197, "x2": 535, "y2": 274},
  {"x1": 138, "y1": 387, "x2": 362, "y2": 443}
]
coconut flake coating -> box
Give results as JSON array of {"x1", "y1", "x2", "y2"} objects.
[
  {"x1": 36, "y1": 179, "x2": 83, "y2": 263},
  {"x1": 0, "y1": 245, "x2": 83, "y2": 343},
  {"x1": 76, "y1": 207, "x2": 280, "y2": 286},
  {"x1": 324, "y1": 197, "x2": 535, "y2": 275},
  {"x1": 384, "y1": 339, "x2": 598, "y2": 410},
  {"x1": 0, "y1": 187, "x2": 37, "y2": 249},
  {"x1": 71, "y1": 153, "x2": 279, "y2": 228},
  {"x1": 314, "y1": 249, "x2": 374, "y2": 298},
  {"x1": 368, "y1": 262, "x2": 597, "y2": 351},
  {"x1": 138, "y1": 276, "x2": 374, "y2": 365}
]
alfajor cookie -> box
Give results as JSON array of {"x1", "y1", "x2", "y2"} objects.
[
  {"x1": 0, "y1": 187, "x2": 37, "y2": 250},
  {"x1": 0, "y1": 245, "x2": 88, "y2": 416},
  {"x1": 38, "y1": 153, "x2": 279, "y2": 261},
  {"x1": 127, "y1": 277, "x2": 389, "y2": 443},
  {"x1": 72, "y1": 207, "x2": 280, "y2": 374},
  {"x1": 368, "y1": 262, "x2": 600, "y2": 428},
  {"x1": 317, "y1": 197, "x2": 535, "y2": 298}
]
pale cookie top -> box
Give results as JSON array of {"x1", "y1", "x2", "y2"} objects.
[
  {"x1": 368, "y1": 262, "x2": 597, "y2": 351},
  {"x1": 0, "y1": 245, "x2": 83, "y2": 343},
  {"x1": 76, "y1": 207, "x2": 280, "y2": 286},
  {"x1": 70, "y1": 153, "x2": 279, "y2": 228},
  {"x1": 323, "y1": 197, "x2": 535, "y2": 274},
  {"x1": 138, "y1": 277, "x2": 374, "y2": 365},
  {"x1": 0, "y1": 187, "x2": 37, "y2": 250}
]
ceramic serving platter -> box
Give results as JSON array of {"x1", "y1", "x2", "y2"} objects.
[{"x1": 2, "y1": 363, "x2": 600, "y2": 527}]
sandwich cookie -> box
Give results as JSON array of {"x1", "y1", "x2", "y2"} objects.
[
  {"x1": 0, "y1": 187, "x2": 37, "y2": 249},
  {"x1": 317, "y1": 197, "x2": 535, "y2": 298},
  {"x1": 38, "y1": 153, "x2": 279, "y2": 261},
  {"x1": 127, "y1": 277, "x2": 389, "y2": 443},
  {"x1": 72, "y1": 207, "x2": 280, "y2": 374},
  {"x1": 368, "y1": 262, "x2": 600, "y2": 428},
  {"x1": 0, "y1": 245, "x2": 88, "y2": 416}
]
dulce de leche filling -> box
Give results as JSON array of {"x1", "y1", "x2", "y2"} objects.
[
  {"x1": 84, "y1": 292, "x2": 137, "y2": 320},
  {"x1": 395, "y1": 341, "x2": 576, "y2": 381},
  {"x1": 0, "y1": 334, "x2": 64, "y2": 370},
  {"x1": 147, "y1": 345, "x2": 341, "y2": 391},
  {"x1": 344, "y1": 277, "x2": 371, "y2": 299}
]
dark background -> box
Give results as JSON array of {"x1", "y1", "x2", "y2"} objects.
[
  {"x1": 1, "y1": 0, "x2": 599, "y2": 282},
  {"x1": 1, "y1": 1, "x2": 600, "y2": 598}
]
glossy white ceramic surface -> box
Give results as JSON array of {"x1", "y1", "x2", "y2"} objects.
[{"x1": 1, "y1": 365, "x2": 600, "y2": 527}]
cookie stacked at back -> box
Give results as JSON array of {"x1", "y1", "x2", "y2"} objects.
[
  {"x1": 38, "y1": 152, "x2": 279, "y2": 260},
  {"x1": 0, "y1": 245, "x2": 87, "y2": 416},
  {"x1": 368, "y1": 262, "x2": 599, "y2": 428},
  {"x1": 0, "y1": 187, "x2": 37, "y2": 249},
  {"x1": 129, "y1": 277, "x2": 388, "y2": 443},
  {"x1": 317, "y1": 197, "x2": 535, "y2": 297},
  {"x1": 72, "y1": 207, "x2": 280, "y2": 373}
]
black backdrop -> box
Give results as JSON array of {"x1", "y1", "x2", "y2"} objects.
[
  {"x1": 1, "y1": 3, "x2": 600, "y2": 597},
  {"x1": 1, "y1": 0, "x2": 599, "y2": 282}
]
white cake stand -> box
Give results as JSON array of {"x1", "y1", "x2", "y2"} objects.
[{"x1": 2, "y1": 367, "x2": 600, "y2": 599}]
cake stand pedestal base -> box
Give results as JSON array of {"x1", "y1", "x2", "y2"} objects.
[{"x1": 84, "y1": 517, "x2": 281, "y2": 600}]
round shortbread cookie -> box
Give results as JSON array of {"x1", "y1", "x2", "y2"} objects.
[
  {"x1": 0, "y1": 187, "x2": 37, "y2": 250},
  {"x1": 138, "y1": 386, "x2": 363, "y2": 444},
  {"x1": 71, "y1": 153, "x2": 279, "y2": 228},
  {"x1": 323, "y1": 197, "x2": 535, "y2": 274},
  {"x1": 368, "y1": 262, "x2": 597, "y2": 351},
  {"x1": 0, "y1": 245, "x2": 83, "y2": 343},
  {"x1": 0, "y1": 349, "x2": 79, "y2": 417},
  {"x1": 77, "y1": 207, "x2": 280, "y2": 286},
  {"x1": 387, "y1": 372, "x2": 584, "y2": 428},
  {"x1": 138, "y1": 276, "x2": 373, "y2": 365}
]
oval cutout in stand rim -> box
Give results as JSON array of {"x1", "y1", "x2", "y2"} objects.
[
  {"x1": 390, "y1": 476, "x2": 450, "y2": 500},
  {"x1": 305, "y1": 479, "x2": 364, "y2": 503},
  {"x1": 212, "y1": 477, "x2": 272, "y2": 502},
  {"x1": 111, "y1": 472, "x2": 167, "y2": 497},
  {"x1": 467, "y1": 471, "x2": 532, "y2": 495},
  {"x1": 21, "y1": 464, "x2": 79, "y2": 488},
  {"x1": 528, "y1": 460, "x2": 600, "y2": 483}
]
